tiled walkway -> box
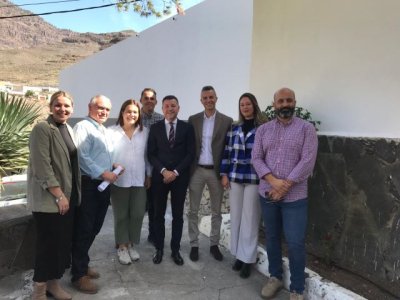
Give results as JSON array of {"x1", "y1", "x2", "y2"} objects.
[{"x1": 0, "y1": 206, "x2": 288, "y2": 299}]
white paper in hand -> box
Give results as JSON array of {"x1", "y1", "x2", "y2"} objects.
[{"x1": 97, "y1": 165, "x2": 123, "y2": 192}]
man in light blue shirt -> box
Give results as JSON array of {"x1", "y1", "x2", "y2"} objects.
[{"x1": 71, "y1": 95, "x2": 119, "y2": 294}]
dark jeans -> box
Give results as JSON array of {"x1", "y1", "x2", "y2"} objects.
[
  {"x1": 147, "y1": 187, "x2": 155, "y2": 239},
  {"x1": 153, "y1": 177, "x2": 188, "y2": 253},
  {"x1": 71, "y1": 176, "x2": 110, "y2": 282},
  {"x1": 259, "y1": 196, "x2": 308, "y2": 294}
]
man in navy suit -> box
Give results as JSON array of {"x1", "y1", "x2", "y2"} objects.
[{"x1": 147, "y1": 95, "x2": 195, "y2": 265}]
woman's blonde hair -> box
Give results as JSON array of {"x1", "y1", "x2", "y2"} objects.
[{"x1": 49, "y1": 90, "x2": 73, "y2": 107}]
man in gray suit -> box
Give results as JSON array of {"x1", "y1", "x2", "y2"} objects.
[{"x1": 188, "y1": 86, "x2": 233, "y2": 262}]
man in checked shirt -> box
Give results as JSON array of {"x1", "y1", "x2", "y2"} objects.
[
  {"x1": 140, "y1": 88, "x2": 164, "y2": 245},
  {"x1": 252, "y1": 87, "x2": 318, "y2": 300}
]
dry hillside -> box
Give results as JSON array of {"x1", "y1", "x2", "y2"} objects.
[{"x1": 0, "y1": 0, "x2": 134, "y2": 86}]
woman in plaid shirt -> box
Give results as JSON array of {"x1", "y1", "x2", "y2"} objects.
[{"x1": 220, "y1": 92, "x2": 266, "y2": 278}]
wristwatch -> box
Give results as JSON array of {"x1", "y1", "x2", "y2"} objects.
[{"x1": 55, "y1": 195, "x2": 63, "y2": 203}]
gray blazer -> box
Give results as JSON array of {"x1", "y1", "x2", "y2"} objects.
[
  {"x1": 27, "y1": 116, "x2": 81, "y2": 213},
  {"x1": 188, "y1": 111, "x2": 233, "y2": 177}
]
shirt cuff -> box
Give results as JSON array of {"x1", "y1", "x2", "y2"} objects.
[{"x1": 173, "y1": 169, "x2": 179, "y2": 176}]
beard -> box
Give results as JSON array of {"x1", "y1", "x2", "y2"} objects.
[{"x1": 276, "y1": 107, "x2": 295, "y2": 119}]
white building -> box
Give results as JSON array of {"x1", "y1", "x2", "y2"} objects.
[
  {"x1": 60, "y1": 0, "x2": 400, "y2": 138},
  {"x1": 60, "y1": 0, "x2": 252, "y2": 123}
]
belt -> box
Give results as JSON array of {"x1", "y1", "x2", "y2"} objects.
[
  {"x1": 82, "y1": 175, "x2": 102, "y2": 183},
  {"x1": 198, "y1": 164, "x2": 214, "y2": 169}
]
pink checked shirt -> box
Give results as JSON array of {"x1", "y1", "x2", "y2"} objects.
[{"x1": 251, "y1": 117, "x2": 318, "y2": 202}]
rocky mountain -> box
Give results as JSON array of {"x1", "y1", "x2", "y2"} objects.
[{"x1": 0, "y1": 0, "x2": 135, "y2": 85}]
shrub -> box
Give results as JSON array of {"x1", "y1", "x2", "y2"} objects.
[
  {"x1": 263, "y1": 105, "x2": 321, "y2": 130},
  {"x1": 0, "y1": 92, "x2": 42, "y2": 177},
  {"x1": 24, "y1": 90, "x2": 35, "y2": 98}
]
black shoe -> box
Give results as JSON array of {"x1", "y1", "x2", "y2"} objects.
[
  {"x1": 239, "y1": 263, "x2": 251, "y2": 278},
  {"x1": 232, "y1": 259, "x2": 244, "y2": 271},
  {"x1": 152, "y1": 249, "x2": 163, "y2": 264},
  {"x1": 171, "y1": 251, "x2": 184, "y2": 266},
  {"x1": 189, "y1": 247, "x2": 199, "y2": 262},
  {"x1": 210, "y1": 245, "x2": 223, "y2": 261}
]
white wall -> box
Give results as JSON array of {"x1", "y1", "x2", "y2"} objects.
[
  {"x1": 251, "y1": 0, "x2": 400, "y2": 138},
  {"x1": 60, "y1": 0, "x2": 253, "y2": 120}
]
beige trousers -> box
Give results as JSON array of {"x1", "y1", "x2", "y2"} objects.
[{"x1": 188, "y1": 167, "x2": 224, "y2": 247}]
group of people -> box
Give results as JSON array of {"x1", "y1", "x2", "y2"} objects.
[{"x1": 27, "y1": 86, "x2": 318, "y2": 300}]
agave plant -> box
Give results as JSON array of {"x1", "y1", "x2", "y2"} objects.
[{"x1": 0, "y1": 92, "x2": 42, "y2": 177}]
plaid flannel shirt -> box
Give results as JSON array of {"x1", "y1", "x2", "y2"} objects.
[
  {"x1": 141, "y1": 110, "x2": 164, "y2": 128},
  {"x1": 220, "y1": 123, "x2": 259, "y2": 184},
  {"x1": 251, "y1": 117, "x2": 318, "y2": 201}
]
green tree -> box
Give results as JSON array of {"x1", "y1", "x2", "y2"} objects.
[
  {"x1": 116, "y1": 0, "x2": 184, "y2": 17},
  {"x1": 0, "y1": 92, "x2": 42, "y2": 177}
]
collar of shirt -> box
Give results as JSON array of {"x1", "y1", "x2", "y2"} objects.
[
  {"x1": 165, "y1": 119, "x2": 177, "y2": 138},
  {"x1": 275, "y1": 116, "x2": 295, "y2": 127},
  {"x1": 116, "y1": 124, "x2": 139, "y2": 137},
  {"x1": 203, "y1": 110, "x2": 216, "y2": 120},
  {"x1": 164, "y1": 119, "x2": 177, "y2": 126},
  {"x1": 142, "y1": 110, "x2": 154, "y2": 118},
  {"x1": 85, "y1": 116, "x2": 103, "y2": 129},
  {"x1": 198, "y1": 112, "x2": 216, "y2": 165}
]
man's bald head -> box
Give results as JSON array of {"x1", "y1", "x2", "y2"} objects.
[
  {"x1": 273, "y1": 87, "x2": 296, "y2": 102},
  {"x1": 273, "y1": 87, "x2": 296, "y2": 122}
]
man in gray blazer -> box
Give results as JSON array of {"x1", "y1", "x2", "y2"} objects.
[{"x1": 188, "y1": 86, "x2": 233, "y2": 262}]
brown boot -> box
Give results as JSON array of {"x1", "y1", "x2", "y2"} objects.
[
  {"x1": 72, "y1": 275, "x2": 98, "y2": 294},
  {"x1": 32, "y1": 282, "x2": 47, "y2": 300},
  {"x1": 46, "y1": 279, "x2": 72, "y2": 300},
  {"x1": 261, "y1": 277, "x2": 283, "y2": 299},
  {"x1": 87, "y1": 267, "x2": 100, "y2": 279}
]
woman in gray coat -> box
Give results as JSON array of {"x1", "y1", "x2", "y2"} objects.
[{"x1": 27, "y1": 91, "x2": 81, "y2": 300}]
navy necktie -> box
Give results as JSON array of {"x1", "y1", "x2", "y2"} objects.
[{"x1": 168, "y1": 122, "x2": 175, "y2": 148}]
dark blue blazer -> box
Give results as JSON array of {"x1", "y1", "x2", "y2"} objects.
[{"x1": 147, "y1": 119, "x2": 195, "y2": 182}]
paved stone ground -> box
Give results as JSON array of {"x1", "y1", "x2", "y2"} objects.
[{"x1": 0, "y1": 205, "x2": 289, "y2": 300}]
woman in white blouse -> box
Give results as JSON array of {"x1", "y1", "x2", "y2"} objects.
[{"x1": 109, "y1": 99, "x2": 151, "y2": 265}]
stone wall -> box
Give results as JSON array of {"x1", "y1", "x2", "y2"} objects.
[
  {"x1": 307, "y1": 135, "x2": 400, "y2": 297},
  {"x1": 184, "y1": 187, "x2": 230, "y2": 216},
  {"x1": 0, "y1": 204, "x2": 35, "y2": 278},
  {"x1": 195, "y1": 135, "x2": 400, "y2": 296}
]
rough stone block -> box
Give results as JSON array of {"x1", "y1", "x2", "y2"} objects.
[
  {"x1": 308, "y1": 135, "x2": 400, "y2": 297},
  {"x1": 0, "y1": 204, "x2": 35, "y2": 277}
]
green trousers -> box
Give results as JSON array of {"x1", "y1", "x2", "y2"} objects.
[{"x1": 111, "y1": 185, "x2": 147, "y2": 245}]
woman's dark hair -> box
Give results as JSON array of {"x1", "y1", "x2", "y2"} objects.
[
  {"x1": 116, "y1": 99, "x2": 143, "y2": 131},
  {"x1": 238, "y1": 92, "x2": 267, "y2": 127}
]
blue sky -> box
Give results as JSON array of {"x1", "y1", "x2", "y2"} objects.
[{"x1": 10, "y1": 0, "x2": 203, "y2": 33}]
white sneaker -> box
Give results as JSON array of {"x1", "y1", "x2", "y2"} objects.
[
  {"x1": 128, "y1": 245, "x2": 140, "y2": 261},
  {"x1": 117, "y1": 248, "x2": 132, "y2": 265}
]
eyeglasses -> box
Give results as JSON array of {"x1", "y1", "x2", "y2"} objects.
[{"x1": 96, "y1": 105, "x2": 110, "y2": 112}]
